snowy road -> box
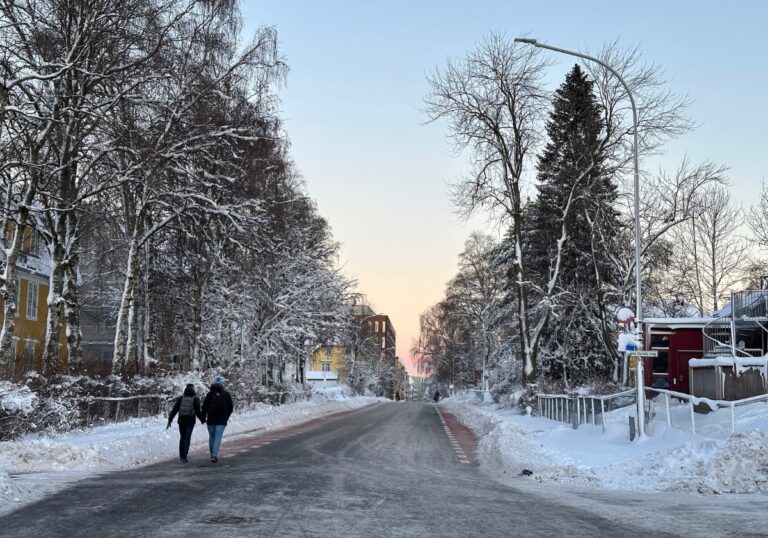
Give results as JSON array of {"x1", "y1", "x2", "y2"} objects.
[{"x1": 0, "y1": 402, "x2": 763, "y2": 537}]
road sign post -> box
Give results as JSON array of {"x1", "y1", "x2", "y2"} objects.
[
  {"x1": 628, "y1": 350, "x2": 655, "y2": 440},
  {"x1": 635, "y1": 355, "x2": 645, "y2": 439}
]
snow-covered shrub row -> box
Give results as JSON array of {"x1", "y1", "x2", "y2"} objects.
[
  {"x1": 0, "y1": 371, "x2": 312, "y2": 441},
  {"x1": 488, "y1": 378, "x2": 626, "y2": 410}
]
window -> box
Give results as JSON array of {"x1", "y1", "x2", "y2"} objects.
[
  {"x1": 653, "y1": 351, "x2": 669, "y2": 373},
  {"x1": 30, "y1": 231, "x2": 41, "y2": 255},
  {"x1": 651, "y1": 351, "x2": 669, "y2": 389},
  {"x1": 381, "y1": 337, "x2": 386, "y2": 349},
  {"x1": 21, "y1": 226, "x2": 33, "y2": 253},
  {"x1": 6, "y1": 337, "x2": 19, "y2": 377},
  {"x1": 26, "y1": 281, "x2": 38, "y2": 320},
  {"x1": 650, "y1": 333, "x2": 670, "y2": 348},
  {"x1": 23, "y1": 340, "x2": 36, "y2": 373},
  {"x1": 16, "y1": 279, "x2": 21, "y2": 315},
  {"x1": 321, "y1": 361, "x2": 331, "y2": 372},
  {"x1": 651, "y1": 375, "x2": 669, "y2": 389}
]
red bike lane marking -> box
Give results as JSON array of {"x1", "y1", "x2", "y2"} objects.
[{"x1": 436, "y1": 406, "x2": 478, "y2": 464}]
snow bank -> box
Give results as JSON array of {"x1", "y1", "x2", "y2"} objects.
[
  {"x1": 441, "y1": 396, "x2": 768, "y2": 495},
  {"x1": 0, "y1": 393, "x2": 384, "y2": 514},
  {"x1": 311, "y1": 385, "x2": 356, "y2": 401}
]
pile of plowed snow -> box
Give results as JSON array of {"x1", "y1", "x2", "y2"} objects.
[{"x1": 441, "y1": 396, "x2": 768, "y2": 495}]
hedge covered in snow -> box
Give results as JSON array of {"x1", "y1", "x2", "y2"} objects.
[{"x1": 0, "y1": 371, "x2": 311, "y2": 441}]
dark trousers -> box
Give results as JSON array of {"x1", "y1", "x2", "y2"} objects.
[{"x1": 178, "y1": 422, "x2": 195, "y2": 459}]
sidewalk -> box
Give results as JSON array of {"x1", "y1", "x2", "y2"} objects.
[
  {"x1": 440, "y1": 395, "x2": 768, "y2": 495},
  {"x1": 1, "y1": 389, "x2": 385, "y2": 514}
]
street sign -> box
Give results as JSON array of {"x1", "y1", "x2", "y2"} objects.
[{"x1": 627, "y1": 350, "x2": 658, "y2": 358}]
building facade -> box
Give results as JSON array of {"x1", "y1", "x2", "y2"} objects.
[
  {"x1": 0, "y1": 225, "x2": 67, "y2": 379},
  {"x1": 309, "y1": 344, "x2": 349, "y2": 385}
]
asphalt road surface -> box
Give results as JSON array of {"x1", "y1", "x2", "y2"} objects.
[{"x1": 0, "y1": 402, "x2": 764, "y2": 537}]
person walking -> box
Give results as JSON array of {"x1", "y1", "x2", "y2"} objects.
[
  {"x1": 202, "y1": 375, "x2": 233, "y2": 463},
  {"x1": 434, "y1": 390, "x2": 440, "y2": 403},
  {"x1": 167, "y1": 384, "x2": 205, "y2": 463}
]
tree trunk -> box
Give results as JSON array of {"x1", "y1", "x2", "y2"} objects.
[
  {"x1": 112, "y1": 238, "x2": 140, "y2": 377},
  {"x1": 63, "y1": 261, "x2": 82, "y2": 374},
  {"x1": 0, "y1": 214, "x2": 28, "y2": 376},
  {"x1": 143, "y1": 234, "x2": 157, "y2": 373},
  {"x1": 125, "y1": 252, "x2": 141, "y2": 377},
  {"x1": 190, "y1": 282, "x2": 204, "y2": 371},
  {"x1": 512, "y1": 222, "x2": 535, "y2": 383},
  {"x1": 42, "y1": 243, "x2": 66, "y2": 376}
]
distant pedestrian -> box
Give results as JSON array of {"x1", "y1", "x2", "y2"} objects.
[
  {"x1": 434, "y1": 390, "x2": 440, "y2": 403},
  {"x1": 202, "y1": 375, "x2": 233, "y2": 463},
  {"x1": 167, "y1": 384, "x2": 205, "y2": 463}
]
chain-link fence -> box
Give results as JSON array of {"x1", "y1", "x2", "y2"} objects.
[{"x1": 649, "y1": 389, "x2": 768, "y2": 440}]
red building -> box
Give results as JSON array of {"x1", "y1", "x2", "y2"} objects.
[
  {"x1": 642, "y1": 318, "x2": 710, "y2": 394},
  {"x1": 641, "y1": 290, "x2": 768, "y2": 396}
]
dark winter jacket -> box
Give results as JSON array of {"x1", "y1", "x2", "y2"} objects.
[
  {"x1": 202, "y1": 384, "x2": 233, "y2": 426},
  {"x1": 168, "y1": 386, "x2": 205, "y2": 425}
]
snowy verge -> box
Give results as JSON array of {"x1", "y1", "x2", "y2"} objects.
[
  {"x1": 0, "y1": 388, "x2": 385, "y2": 514},
  {"x1": 440, "y1": 396, "x2": 768, "y2": 495}
]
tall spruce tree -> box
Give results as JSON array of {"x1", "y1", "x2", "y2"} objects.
[{"x1": 526, "y1": 64, "x2": 622, "y2": 384}]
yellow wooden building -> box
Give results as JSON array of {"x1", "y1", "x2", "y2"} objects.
[
  {"x1": 309, "y1": 345, "x2": 348, "y2": 384},
  {"x1": 1, "y1": 225, "x2": 67, "y2": 379}
]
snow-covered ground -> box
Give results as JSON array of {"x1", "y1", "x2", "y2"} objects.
[
  {"x1": 0, "y1": 385, "x2": 382, "y2": 515},
  {"x1": 441, "y1": 394, "x2": 768, "y2": 495}
]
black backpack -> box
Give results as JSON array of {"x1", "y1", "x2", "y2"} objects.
[
  {"x1": 179, "y1": 396, "x2": 195, "y2": 417},
  {"x1": 208, "y1": 392, "x2": 228, "y2": 415}
]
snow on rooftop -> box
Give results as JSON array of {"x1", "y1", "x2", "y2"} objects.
[
  {"x1": 689, "y1": 355, "x2": 768, "y2": 368},
  {"x1": 643, "y1": 317, "x2": 714, "y2": 326}
]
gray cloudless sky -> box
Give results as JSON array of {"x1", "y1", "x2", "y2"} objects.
[{"x1": 242, "y1": 0, "x2": 768, "y2": 373}]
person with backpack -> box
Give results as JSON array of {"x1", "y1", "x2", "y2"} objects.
[
  {"x1": 167, "y1": 384, "x2": 205, "y2": 463},
  {"x1": 201, "y1": 375, "x2": 234, "y2": 463}
]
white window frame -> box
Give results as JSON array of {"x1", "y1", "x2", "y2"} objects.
[{"x1": 26, "y1": 281, "x2": 38, "y2": 320}]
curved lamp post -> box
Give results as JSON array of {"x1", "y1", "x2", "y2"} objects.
[{"x1": 514, "y1": 38, "x2": 645, "y2": 438}]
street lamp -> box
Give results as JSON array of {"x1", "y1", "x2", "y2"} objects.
[{"x1": 514, "y1": 37, "x2": 645, "y2": 438}]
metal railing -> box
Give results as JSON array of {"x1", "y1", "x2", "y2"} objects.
[
  {"x1": 732, "y1": 289, "x2": 768, "y2": 319},
  {"x1": 537, "y1": 390, "x2": 635, "y2": 432},
  {"x1": 703, "y1": 290, "x2": 768, "y2": 359},
  {"x1": 649, "y1": 388, "x2": 768, "y2": 439}
]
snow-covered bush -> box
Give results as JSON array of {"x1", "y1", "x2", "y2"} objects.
[{"x1": 0, "y1": 371, "x2": 312, "y2": 440}]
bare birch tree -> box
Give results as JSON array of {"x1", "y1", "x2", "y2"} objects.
[{"x1": 670, "y1": 185, "x2": 747, "y2": 313}]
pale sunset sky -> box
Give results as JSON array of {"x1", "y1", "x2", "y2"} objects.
[{"x1": 242, "y1": 1, "x2": 768, "y2": 374}]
